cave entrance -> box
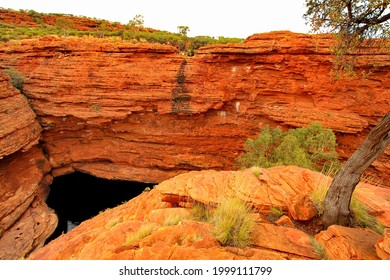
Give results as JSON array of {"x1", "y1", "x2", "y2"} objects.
[{"x1": 46, "y1": 172, "x2": 153, "y2": 243}]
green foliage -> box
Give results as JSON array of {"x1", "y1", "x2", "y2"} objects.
[
  {"x1": 311, "y1": 238, "x2": 328, "y2": 260},
  {"x1": 177, "y1": 26, "x2": 190, "y2": 37},
  {"x1": 211, "y1": 198, "x2": 255, "y2": 248},
  {"x1": 191, "y1": 202, "x2": 212, "y2": 222},
  {"x1": 236, "y1": 122, "x2": 339, "y2": 172},
  {"x1": 0, "y1": 9, "x2": 243, "y2": 52},
  {"x1": 311, "y1": 173, "x2": 385, "y2": 234},
  {"x1": 128, "y1": 14, "x2": 144, "y2": 27},
  {"x1": 5, "y1": 68, "x2": 24, "y2": 91},
  {"x1": 270, "y1": 207, "x2": 284, "y2": 218},
  {"x1": 125, "y1": 224, "x2": 156, "y2": 245},
  {"x1": 350, "y1": 194, "x2": 385, "y2": 234},
  {"x1": 304, "y1": 0, "x2": 390, "y2": 74}
]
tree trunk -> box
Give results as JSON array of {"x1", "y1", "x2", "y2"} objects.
[{"x1": 322, "y1": 112, "x2": 390, "y2": 229}]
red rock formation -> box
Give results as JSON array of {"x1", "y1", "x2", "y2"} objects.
[
  {"x1": 0, "y1": 8, "x2": 128, "y2": 31},
  {"x1": 0, "y1": 147, "x2": 57, "y2": 259},
  {"x1": 1, "y1": 31, "x2": 389, "y2": 259},
  {"x1": 375, "y1": 228, "x2": 390, "y2": 260},
  {"x1": 1, "y1": 32, "x2": 388, "y2": 184},
  {"x1": 28, "y1": 167, "x2": 389, "y2": 260},
  {"x1": 0, "y1": 71, "x2": 41, "y2": 158},
  {"x1": 315, "y1": 225, "x2": 382, "y2": 260}
]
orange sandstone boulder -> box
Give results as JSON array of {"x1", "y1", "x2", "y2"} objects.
[
  {"x1": 315, "y1": 225, "x2": 382, "y2": 260},
  {"x1": 375, "y1": 228, "x2": 390, "y2": 260},
  {"x1": 0, "y1": 147, "x2": 56, "y2": 259}
]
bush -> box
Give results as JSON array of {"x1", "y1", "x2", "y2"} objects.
[
  {"x1": 211, "y1": 198, "x2": 255, "y2": 248},
  {"x1": 5, "y1": 68, "x2": 25, "y2": 91},
  {"x1": 236, "y1": 122, "x2": 339, "y2": 172}
]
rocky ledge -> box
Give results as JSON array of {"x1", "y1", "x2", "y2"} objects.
[{"x1": 29, "y1": 166, "x2": 390, "y2": 260}]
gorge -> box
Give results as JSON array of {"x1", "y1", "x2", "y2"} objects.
[{"x1": 0, "y1": 27, "x2": 389, "y2": 259}]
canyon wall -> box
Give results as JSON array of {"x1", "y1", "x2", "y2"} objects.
[
  {"x1": 0, "y1": 31, "x2": 389, "y2": 258},
  {"x1": 1, "y1": 31, "x2": 388, "y2": 184}
]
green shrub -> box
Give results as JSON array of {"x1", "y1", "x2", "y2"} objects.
[
  {"x1": 211, "y1": 198, "x2": 255, "y2": 248},
  {"x1": 191, "y1": 202, "x2": 212, "y2": 222},
  {"x1": 236, "y1": 122, "x2": 339, "y2": 172},
  {"x1": 5, "y1": 68, "x2": 24, "y2": 91}
]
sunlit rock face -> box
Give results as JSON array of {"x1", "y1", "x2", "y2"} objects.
[
  {"x1": 0, "y1": 30, "x2": 389, "y2": 259},
  {"x1": 1, "y1": 31, "x2": 389, "y2": 184}
]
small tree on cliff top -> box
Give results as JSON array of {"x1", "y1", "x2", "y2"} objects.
[
  {"x1": 304, "y1": 0, "x2": 390, "y2": 228},
  {"x1": 305, "y1": 0, "x2": 390, "y2": 75}
]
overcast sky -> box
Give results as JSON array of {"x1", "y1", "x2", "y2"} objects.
[{"x1": 0, "y1": 0, "x2": 311, "y2": 38}]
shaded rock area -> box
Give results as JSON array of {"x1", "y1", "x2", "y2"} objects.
[{"x1": 29, "y1": 167, "x2": 390, "y2": 260}]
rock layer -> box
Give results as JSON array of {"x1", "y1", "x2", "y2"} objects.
[
  {"x1": 0, "y1": 71, "x2": 41, "y2": 158},
  {"x1": 0, "y1": 32, "x2": 389, "y2": 184},
  {"x1": 28, "y1": 167, "x2": 390, "y2": 260},
  {"x1": 0, "y1": 147, "x2": 57, "y2": 259}
]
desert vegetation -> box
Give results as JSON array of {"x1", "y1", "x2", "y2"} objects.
[
  {"x1": 0, "y1": 8, "x2": 243, "y2": 54},
  {"x1": 236, "y1": 122, "x2": 339, "y2": 172}
]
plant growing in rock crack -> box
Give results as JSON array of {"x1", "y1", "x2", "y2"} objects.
[
  {"x1": 311, "y1": 238, "x2": 328, "y2": 260},
  {"x1": 5, "y1": 68, "x2": 24, "y2": 91},
  {"x1": 311, "y1": 171, "x2": 385, "y2": 234}
]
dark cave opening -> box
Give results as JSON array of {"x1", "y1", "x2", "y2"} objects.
[{"x1": 45, "y1": 172, "x2": 154, "y2": 243}]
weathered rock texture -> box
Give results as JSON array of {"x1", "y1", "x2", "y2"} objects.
[
  {"x1": 0, "y1": 32, "x2": 389, "y2": 184},
  {"x1": 0, "y1": 147, "x2": 57, "y2": 259},
  {"x1": 0, "y1": 71, "x2": 41, "y2": 158},
  {"x1": 28, "y1": 167, "x2": 390, "y2": 260},
  {"x1": 1, "y1": 31, "x2": 389, "y2": 259}
]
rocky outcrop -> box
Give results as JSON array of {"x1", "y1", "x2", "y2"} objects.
[
  {"x1": 0, "y1": 71, "x2": 41, "y2": 158},
  {"x1": 375, "y1": 228, "x2": 390, "y2": 260},
  {"x1": 28, "y1": 167, "x2": 390, "y2": 260},
  {"x1": 315, "y1": 225, "x2": 382, "y2": 260},
  {"x1": 1, "y1": 32, "x2": 389, "y2": 184},
  {"x1": 0, "y1": 147, "x2": 57, "y2": 259},
  {"x1": 0, "y1": 31, "x2": 389, "y2": 259}
]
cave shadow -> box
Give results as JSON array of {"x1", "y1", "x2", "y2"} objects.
[{"x1": 45, "y1": 172, "x2": 153, "y2": 243}]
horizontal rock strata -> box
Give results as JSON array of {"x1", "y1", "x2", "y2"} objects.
[{"x1": 0, "y1": 32, "x2": 388, "y2": 184}]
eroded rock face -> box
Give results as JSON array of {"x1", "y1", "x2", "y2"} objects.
[
  {"x1": 0, "y1": 32, "x2": 389, "y2": 184},
  {"x1": 0, "y1": 147, "x2": 57, "y2": 259},
  {"x1": 0, "y1": 71, "x2": 41, "y2": 158},
  {"x1": 1, "y1": 31, "x2": 389, "y2": 259},
  {"x1": 315, "y1": 225, "x2": 382, "y2": 260},
  {"x1": 28, "y1": 167, "x2": 389, "y2": 260}
]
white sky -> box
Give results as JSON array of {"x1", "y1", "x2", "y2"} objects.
[{"x1": 0, "y1": 0, "x2": 311, "y2": 38}]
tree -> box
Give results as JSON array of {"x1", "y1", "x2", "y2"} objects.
[
  {"x1": 304, "y1": 0, "x2": 390, "y2": 228},
  {"x1": 177, "y1": 26, "x2": 190, "y2": 37},
  {"x1": 305, "y1": 0, "x2": 390, "y2": 73},
  {"x1": 128, "y1": 14, "x2": 144, "y2": 27},
  {"x1": 236, "y1": 123, "x2": 339, "y2": 172},
  {"x1": 322, "y1": 113, "x2": 390, "y2": 228}
]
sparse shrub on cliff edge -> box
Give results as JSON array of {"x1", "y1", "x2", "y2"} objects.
[
  {"x1": 5, "y1": 68, "x2": 24, "y2": 92},
  {"x1": 236, "y1": 122, "x2": 339, "y2": 172},
  {"x1": 211, "y1": 198, "x2": 255, "y2": 248}
]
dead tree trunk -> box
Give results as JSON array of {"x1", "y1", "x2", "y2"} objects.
[{"x1": 322, "y1": 112, "x2": 390, "y2": 229}]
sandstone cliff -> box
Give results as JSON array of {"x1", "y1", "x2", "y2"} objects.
[
  {"x1": 0, "y1": 31, "x2": 389, "y2": 259},
  {"x1": 1, "y1": 31, "x2": 389, "y2": 184}
]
